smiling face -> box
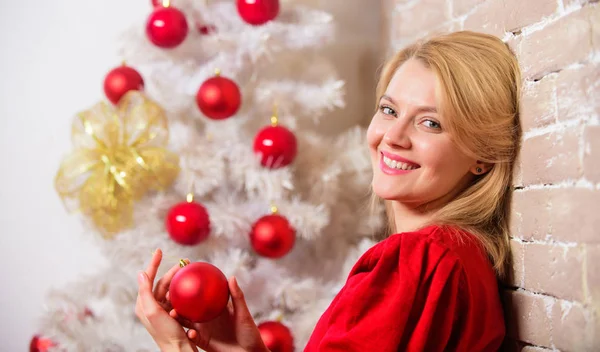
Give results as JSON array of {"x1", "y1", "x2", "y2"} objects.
[{"x1": 367, "y1": 58, "x2": 479, "y2": 209}]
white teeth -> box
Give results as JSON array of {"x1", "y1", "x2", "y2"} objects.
[{"x1": 383, "y1": 156, "x2": 418, "y2": 170}]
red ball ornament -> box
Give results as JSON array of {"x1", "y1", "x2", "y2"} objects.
[
  {"x1": 250, "y1": 214, "x2": 295, "y2": 258},
  {"x1": 29, "y1": 335, "x2": 56, "y2": 352},
  {"x1": 253, "y1": 125, "x2": 297, "y2": 169},
  {"x1": 169, "y1": 262, "x2": 230, "y2": 322},
  {"x1": 196, "y1": 74, "x2": 241, "y2": 120},
  {"x1": 258, "y1": 321, "x2": 294, "y2": 352},
  {"x1": 166, "y1": 201, "x2": 211, "y2": 245},
  {"x1": 103, "y1": 65, "x2": 144, "y2": 105},
  {"x1": 146, "y1": 6, "x2": 189, "y2": 48},
  {"x1": 237, "y1": 0, "x2": 280, "y2": 26}
]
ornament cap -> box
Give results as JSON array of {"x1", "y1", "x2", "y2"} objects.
[
  {"x1": 214, "y1": 68, "x2": 221, "y2": 76},
  {"x1": 162, "y1": 0, "x2": 170, "y2": 7},
  {"x1": 271, "y1": 103, "x2": 278, "y2": 126},
  {"x1": 270, "y1": 204, "x2": 278, "y2": 214},
  {"x1": 186, "y1": 193, "x2": 194, "y2": 203},
  {"x1": 179, "y1": 259, "x2": 188, "y2": 268}
]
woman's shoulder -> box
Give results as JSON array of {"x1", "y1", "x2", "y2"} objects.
[{"x1": 366, "y1": 224, "x2": 497, "y2": 282}]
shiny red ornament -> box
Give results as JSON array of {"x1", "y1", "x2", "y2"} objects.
[
  {"x1": 258, "y1": 321, "x2": 294, "y2": 352},
  {"x1": 29, "y1": 335, "x2": 56, "y2": 352},
  {"x1": 253, "y1": 125, "x2": 297, "y2": 168},
  {"x1": 169, "y1": 262, "x2": 230, "y2": 322},
  {"x1": 250, "y1": 214, "x2": 295, "y2": 258},
  {"x1": 196, "y1": 75, "x2": 241, "y2": 120},
  {"x1": 166, "y1": 201, "x2": 211, "y2": 245},
  {"x1": 237, "y1": 0, "x2": 280, "y2": 26},
  {"x1": 103, "y1": 65, "x2": 144, "y2": 105},
  {"x1": 146, "y1": 6, "x2": 189, "y2": 48}
]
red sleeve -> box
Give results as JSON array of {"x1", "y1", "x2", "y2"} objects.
[{"x1": 304, "y1": 228, "x2": 504, "y2": 352}]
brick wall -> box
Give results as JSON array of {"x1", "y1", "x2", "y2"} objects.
[{"x1": 381, "y1": 0, "x2": 599, "y2": 350}]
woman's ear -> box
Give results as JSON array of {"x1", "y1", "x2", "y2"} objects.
[{"x1": 470, "y1": 161, "x2": 493, "y2": 176}]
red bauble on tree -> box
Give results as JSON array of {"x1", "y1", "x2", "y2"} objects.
[
  {"x1": 258, "y1": 321, "x2": 294, "y2": 352},
  {"x1": 250, "y1": 213, "x2": 295, "y2": 258},
  {"x1": 237, "y1": 0, "x2": 280, "y2": 26},
  {"x1": 196, "y1": 71, "x2": 241, "y2": 120},
  {"x1": 253, "y1": 122, "x2": 297, "y2": 169},
  {"x1": 29, "y1": 335, "x2": 56, "y2": 352},
  {"x1": 166, "y1": 200, "x2": 211, "y2": 245},
  {"x1": 169, "y1": 262, "x2": 230, "y2": 322},
  {"x1": 146, "y1": 5, "x2": 189, "y2": 48},
  {"x1": 103, "y1": 65, "x2": 144, "y2": 105}
]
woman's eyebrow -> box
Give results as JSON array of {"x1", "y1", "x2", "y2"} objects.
[{"x1": 381, "y1": 95, "x2": 437, "y2": 114}]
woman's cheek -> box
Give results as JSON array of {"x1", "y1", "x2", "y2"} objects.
[{"x1": 366, "y1": 117, "x2": 386, "y2": 147}]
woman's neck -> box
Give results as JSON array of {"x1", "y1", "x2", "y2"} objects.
[{"x1": 391, "y1": 201, "x2": 435, "y2": 233}]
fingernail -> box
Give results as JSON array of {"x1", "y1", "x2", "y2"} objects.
[{"x1": 138, "y1": 271, "x2": 145, "y2": 284}]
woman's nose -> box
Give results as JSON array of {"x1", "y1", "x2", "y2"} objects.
[{"x1": 383, "y1": 118, "x2": 412, "y2": 149}]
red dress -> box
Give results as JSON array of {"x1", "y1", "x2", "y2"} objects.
[{"x1": 304, "y1": 225, "x2": 505, "y2": 351}]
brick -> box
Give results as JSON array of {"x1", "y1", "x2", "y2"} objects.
[
  {"x1": 551, "y1": 301, "x2": 598, "y2": 351},
  {"x1": 520, "y1": 8, "x2": 594, "y2": 80},
  {"x1": 391, "y1": 0, "x2": 450, "y2": 39},
  {"x1": 521, "y1": 347, "x2": 552, "y2": 352},
  {"x1": 504, "y1": 0, "x2": 558, "y2": 33},
  {"x1": 556, "y1": 64, "x2": 600, "y2": 122},
  {"x1": 513, "y1": 188, "x2": 600, "y2": 243},
  {"x1": 506, "y1": 33, "x2": 521, "y2": 53},
  {"x1": 512, "y1": 189, "x2": 548, "y2": 241},
  {"x1": 523, "y1": 242, "x2": 585, "y2": 302},
  {"x1": 550, "y1": 188, "x2": 600, "y2": 243},
  {"x1": 586, "y1": 245, "x2": 600, "y2": 304},
  {"x1": 452, "y1": 0, "x2": 485, "y2": 17},
  {"x1": 592, "y1": 4, "x2": 600, "y2": 51},
  {"x1": 584, "y1": 126, "x2": 600, "y2": 182},
  {"x1": 513, "y1": 158, "x2": 523, "y2": 187},
  {"x1": 505, "y1": 239, "x2": 525, "y2": 286},
  {"x1": 463, "y1": 0, "x2": 506, "y2": 38},
  {"x1": 520, "y1": 75, "x2": 557, "y2": 131},
  {"x1": 463, "y1": 0, "x2": 558, "y2": 38},
  {"x1": 503, "y1": 289, "x2": 554, "y2": 347},
  {"x1": 521, "y1": 128, "x2": 581, "y2": 185}
]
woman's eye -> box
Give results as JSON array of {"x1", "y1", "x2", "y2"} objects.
[
  {"x1": 380, "y1": 106, "x2": 396, "y2": 116},
  {"x1": 422, "y1": 119, "x2": 441, "y2": 129}
]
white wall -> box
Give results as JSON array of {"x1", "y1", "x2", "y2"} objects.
[
  {"x1": 0, "y1": 1, "x2": 381, "y2": 350},
  {"x1": 0, "y1": 1, "x2": 145, "y2": 349}
]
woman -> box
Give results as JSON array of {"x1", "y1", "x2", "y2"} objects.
[{"x1": 135, "y1": 30, "x2": 522, "y2": 352}]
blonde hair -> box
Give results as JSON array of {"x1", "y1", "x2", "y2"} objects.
[{"x1": 373, "y1": 31, "x2": 522, "y2": 279}]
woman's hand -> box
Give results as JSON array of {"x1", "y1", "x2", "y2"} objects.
[
  {"x1": 136, "y1": 248, "x2": 269, "y2": 352},
  {"x1": 135, "y1": 249, "x2": 197, "y2": 352},
  {"x1": 168, "y1": 276, "x2": 269, "y2": 352}
]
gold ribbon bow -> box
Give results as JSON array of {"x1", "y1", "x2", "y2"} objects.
[{"x1": 55, "y1": 91, "x2": 180, "y2": 238}]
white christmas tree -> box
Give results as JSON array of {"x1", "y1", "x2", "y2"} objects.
[{"x1": 35, "y1": 0, "x2": 384, "y2": 350}]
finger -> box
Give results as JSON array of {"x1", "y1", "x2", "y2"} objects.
[
  {"x1": 145, "y1": 248, "x2": 163, "y2": 284},
  {"x1": 137, "y1": 271, "x2": 165, "y2": 320},
  {"x1": 170, "y1": 309, "x2": 196, "y2": 330},
  {"x1": 169, "y1": 308, "x2": 178, "y2": 319},
  {"x1": 187, "y1": 329, "x2": 198, "y2": 341},
  {"x1": 155, "y1": 259, "x2": 189, "y2": 301},
  {"x1": 229, "y1": 276, "x2": 253, "y2": 322},
  {"x1": 187, "y1": 329, "x2": 205, "y2": 350}
]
